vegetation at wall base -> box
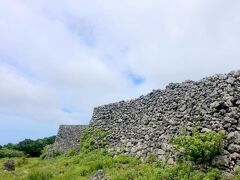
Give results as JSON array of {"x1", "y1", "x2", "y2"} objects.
[
  {"x1": 0, "y1": 128, "x2": 239, "y2": 179},
  {"x1": 1, "y1": 149, "x2": 240, "y2": 180},
  {"x1": 80, "y1": 127, "x2": 108, "y2": 152},
  {"x1": 172, "y1": 128, "x2": 225, "y2": 164}
]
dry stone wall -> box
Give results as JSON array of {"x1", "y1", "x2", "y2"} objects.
[
  {"x1": 47, "y1": 125, "x2": 88, "y2": 154},
  {"x1": 90, "y1": 70, "x2": 240, "y2": 171}
]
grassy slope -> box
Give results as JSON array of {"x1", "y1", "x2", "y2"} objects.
[{"x1": 0, "y1": 149, "x2": 239, "y2": 180}]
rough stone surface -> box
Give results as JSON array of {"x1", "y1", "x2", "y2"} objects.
[
  {"x1": 90, "y1": 70, "x2": 240, "y2": 171},
  {"x1": 3, "y1": 160, "x2": 15, "y2": 171},
  {"x1": 47, "y1": 125, "x2": 88, "y2": 154},
  {"x1": 90, "y1": 170, "x2": 109, "y2": 180}
]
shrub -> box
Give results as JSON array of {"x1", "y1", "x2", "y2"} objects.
[
  {"x1": 39, "y1": 147, "x2": 48, "y2": 160},
  {"x1": 16, "y1": 155, "x2": 28, "y2": 167},
  {"x1": 171, "y1": 129, "x2": 224, "y2": 164},
  {"x1": 80, "y1": 127, "x2": 108, "y2": 152},
  {"x1": 3, "y1": 159, "x2": 15, "y2": 171},
  {"x1": 145, "y1": 152, "x2": 163, "y2": 166},
  {"x1": 28, "y1": 170, "x2": 53, "y2": 180},
  {"x1": 64, "y1": 148, "x2": 78, "y2": 157},
  {"x1": 2, "y1": 136, "x2": 56, "y2": 157},
  {"x1": 0, "y1": 148, "x2": 24, "y2": 158},
  {"x1": 204, "y1": 168, "x2": 222, "y2": 180},
  {"x1": 40, "y1": 146, "x2": 62, "y2": 160},
  {"x1": 234, "y1": 166, "x2": 240, "y2": 180},
  {"x1": 79, "y1": 166, "x2": 91, "y2": 176},
  {"x1": 17, "y1": 136, "x2": 56, "y2": 157}
]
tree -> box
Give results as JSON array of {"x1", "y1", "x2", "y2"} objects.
[
  {"x1": 172, "y1": 129, "x2": 224, "y2": 164},
  {"x1": 2, "y1": 136, "x2": 56, "y2": 157}
]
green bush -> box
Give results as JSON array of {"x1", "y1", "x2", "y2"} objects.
[
  {"x1": 204, "y1": 168, "x2": 222, "y2": 180},
  {"x1": 64, "y1": 148, "x2": 78, "y2": 157},
  {"x1": 2, "y1": 136, "x2": 56, "y2": 157},
  {"x1": 28, "y1": 170, "x2": 53, "y2": 180},
  {"x1": 0, "y1": 147, "x2": 231, "y2": 179},
  {"x1": 80, "y1": 127, "x2": 108, "y2": 152},
  {"x1": 16, "y1": 155, "x2": 28, "y2": 167},
  {"x1": 16, "y1": 136, "x2": 56, "y2": 157},
  {"x1": 172, "y1": 129, "x2": 224, "y2": 164},
  {"x1": 0, "y1": 148, "x2": 24, "y2": 158},
  {"x1": 234, "y1": 166, "x2": 240, "y2": 180},
  {"x1": 39, "y1": 147, "x2": 48, "y2": 160},
  {"x1": 79, "y1": 166, "x2": 92, "y2": 176}
]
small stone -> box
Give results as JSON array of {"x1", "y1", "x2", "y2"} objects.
[
  {"x1": 126, "y1": 142, "x2": 132, "y2": 147},
  {"x1": 156, "y1": 149, "x2": 165, "y2": 155},
  {"x1": 219, "y1": 74, "x2": 227, "y2": 80},
  {"x1": 212, "y1": 155, "x2": 230, "y2": 167},
  {"x1": 3, "y1": 160, "x2": 15, "y2": 171},
  {"x1": 201, "y1": 128, "x2": 211, "y2": 132},
  {"x1": 235, "y1": 100, "x2": 240, "y2": 105},
  {"x1": 90, "y1": 170, "x2": 109, "y2": 180},
  {"x1": 167, "y1": 158, "x2": 175, "y2": 165},
  {"x1": 227, "y1": 131, "x2": 240, "y2": 144},
  {"x1": 228, "y1": 144, "x2": 240, "y2": 153},
  {"x1": 161, "y1": 143, "x2": 171, "y2": 150},
  {"x1": 118, "y1": 118, "x2": 123, "y2": 123},
  {"x1": 210, "y1": 101, "x2": 220, "y2": 108},
  {"x1": 145, "y1": 135, "x2": 150, "y2": 141},
  {"x1": 230, "y1": 152, "x2": 240, "y2": 160},
  {"x1": 226, "y1": 77, "x2": 235, "y2": 84},
  {"x1": 179, "y1": 105, "x2": 187, "y2": 112},
  {"x1": 224, "y1": 123, "x2": 231, "y2": 128}
]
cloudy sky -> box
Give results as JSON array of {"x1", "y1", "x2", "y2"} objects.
[{"x1": 0, "y1": 0, "x2": 240, "y2": 144}]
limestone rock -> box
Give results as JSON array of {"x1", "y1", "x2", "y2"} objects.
[
  {"x1": 229, "y1": 144, "x2": 240, "y2": 153},
  {"x1": 90, "y1": 170, "x2": 109, "y2": 180},
  {"x1": 47, "y1": 125, "x2": 88, "y2": 156},
  {"x1": 87, "y1": 69, "x2": 240, "y2": 172},
  {"x1": 212, "y1": 155, "x2": 231, "y2": 167},
  {"x1": 3, "y1": 160, "x2": 15, "y2": 171}
]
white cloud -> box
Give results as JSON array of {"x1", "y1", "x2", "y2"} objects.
[
  {"x1": 0, "y1": 0, "x2": 240, "y2": 143},
  {"x1": 0, "y1": 63, "x2": 60, "y2": 121}
]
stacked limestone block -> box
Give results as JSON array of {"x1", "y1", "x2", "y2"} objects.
[
  {"x1": 91, "y1": 70, "x2": 240, "y2": 171},
  {"x1": 47, "y1": 125, "x2": 88, "y2": 154}
]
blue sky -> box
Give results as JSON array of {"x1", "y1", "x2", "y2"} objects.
[{"x1": 0, "y1": 0, "x2": 240, "y2": 144}]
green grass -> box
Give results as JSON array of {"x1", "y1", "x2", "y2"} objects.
[
  {"x1": 0, "y1": 148, "x2": 24, "y2": 158},
  {"x1": 0, "y1": 149, "x2": 239, "y2": 180}
]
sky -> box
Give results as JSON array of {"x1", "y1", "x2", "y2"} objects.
[{"x1": 0, "y1": 0, "x2": 240, "y2": 144}]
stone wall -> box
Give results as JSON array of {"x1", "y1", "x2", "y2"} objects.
[
  {"x1": 90, "y1": 70, "x2": 240, "y2": 171},
  {"x1": 48, "y1": 125, "x2": 88, "y2": 154}
]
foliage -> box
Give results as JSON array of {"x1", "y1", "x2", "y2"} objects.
[
  {"x1": 172, "y1": 129, "x2": 225, "y2": 164},
  {"x1": 17, "y1": 139, "x2": 43, "y2": 157},
  {"x1": 0, "y1": 148, "x2": 233, "y2": 180},
  {"x1": 40, "y1": 147, "x2": 62, "y2": 160},
  {"x1": 80, "y1": 127, "x2": 108, "y2": 152},
  {"x1": 145, "y1": 152, "x2": 163, "y2": 166},
  {"x1": 39, "y1": 147, "x2": 48, "y2": 160},
  {"x1": 234, "y1": 166, "x2": 240, "y2": 180},
  {"x1": 2, "y1": 136, "x2": 56, "y2": 157},
  {"x1": 17, "y1": 136, "x2": 56, "y2": 157},
  {"x1": 3, "y1": 143, "x2": 17, "y2": 150},
  {"x1": 0, "y1": 128, "x2": 234, "y2": 180},
  {"x1": 28, "y1": 170, "x2": 53, "y2": 180},
  {"x1": 16, "y1": 156, "x2": 28, "y2": 167},
  {"x1": 64, "y1": 148, "x2": 78, "y2": 157},
  {"x1": 0, "y1": 148, "x2": 24, "y2": 158}
]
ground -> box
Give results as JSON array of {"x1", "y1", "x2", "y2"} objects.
[{"x1": 0, "y1": 149, "x2": 239, "y2": 180}]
